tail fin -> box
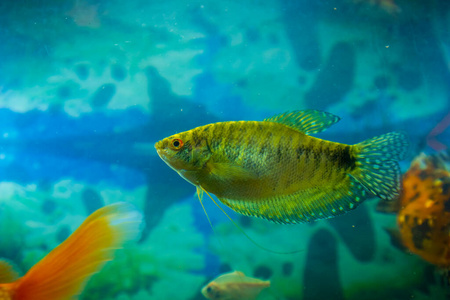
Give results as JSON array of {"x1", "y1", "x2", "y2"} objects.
[
  {"x1": 352, "y1": 132, "x2": 409, "y2": 201},
  {"x1": 12, "y1": 202, "x2": 143, "y2": 300}
]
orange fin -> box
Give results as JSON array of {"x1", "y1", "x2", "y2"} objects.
[
  {"x1": 12, "y1": 202, "x2": 143, "y2": 300},
  {"x1": 0, "y1": 260, "x2": 19, "y2": 283}
]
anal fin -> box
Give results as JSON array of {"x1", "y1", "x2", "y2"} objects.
[{"x1": 219, "y1": 176, "x2": 369, "y2": 224}]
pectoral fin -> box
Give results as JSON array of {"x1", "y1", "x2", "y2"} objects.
[{"x1": 207, "y1": 162, "x2": 257, "y2": 181}]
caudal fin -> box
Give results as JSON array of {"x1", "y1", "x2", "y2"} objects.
[
  {"x1": 12, "y1": 202, "x2": 143, "y2": 300},
  {"x1": 352, "y1": 132, "x2": 409, "y2": 200}
]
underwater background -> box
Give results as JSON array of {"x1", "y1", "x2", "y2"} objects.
[{"x1": 0, "y1": 0, "x2": 449, "y2": 299}]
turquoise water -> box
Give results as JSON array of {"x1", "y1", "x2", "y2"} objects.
[{"x1": 0, "y1": 0, "x2": 449, "y2": 299}]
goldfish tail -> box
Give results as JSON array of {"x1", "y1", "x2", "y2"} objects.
[
  {"x1": 353, "y1": 132, "x2": 409, "y2": 200},
  {"x1": 12, "y1": 202, "x2": 143, "y2": 300}
]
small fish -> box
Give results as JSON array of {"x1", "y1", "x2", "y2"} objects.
[
  {"x1": 155, "y1": 110, "x2": 409, "y2": 223},
  {"x1": 201, "y1": 271, "x2": 270, "y2": 300},
  {"x1": 0, "y1": 202, "x2": 143, "y2": 300}
]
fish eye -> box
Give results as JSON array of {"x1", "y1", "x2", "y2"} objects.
[
  {"x1": 170, "y1": 138, "x2": 184, "y2": 150},
  {"x1": 206, "y1": 286, "x2": 212, "y2": 293}
]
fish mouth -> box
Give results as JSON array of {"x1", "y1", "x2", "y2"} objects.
[
  {"x1": 154, "y1": 145, "x2": 175, "y2": 170},
  {"x1": 154, "y1": 141, "x2": 165, "y2": 157},
  {"x1": 155, "y1": 147, "x2": 167, "y2": 162}
]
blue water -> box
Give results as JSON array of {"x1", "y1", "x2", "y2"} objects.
[{"x1": 0, "y1": 0, "x2": 449, "y2": 299}]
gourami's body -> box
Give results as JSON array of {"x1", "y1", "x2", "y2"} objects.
[
  {"x1": 155, "y1": 110, "x2": 409, "y2": 224},
  {"x1": 0, "y1": 202, "x2": 143, "y2": 300},
  {"x1": 201, "y1": 271, "x2": 270, "y2": 300}
]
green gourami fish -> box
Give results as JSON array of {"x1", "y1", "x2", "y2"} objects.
[{"x1": 155, "y1": 110, "x2": 409, "y2": 224}]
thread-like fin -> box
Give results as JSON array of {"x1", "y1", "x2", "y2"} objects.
[
  {"x1": 199, "y1": 187, "x2": 303, "y2": 254},
  {"x1": 263, "y1": 110, "x2": 340, "y2": 134},
  {"x1": 0, "y1": 260, "x2": 19, "y2": 283},
  {"x1": 196, "y1": 186, "x2": 204, "y2": 202},
  {"x1": 219, "y1": 176, "x2": 368, "y2": 224},
  {"x1": 196, "y1": 186, "x2": 228, "y2": 253},
  {"x1": 12, "y1": 202, "x2": 143, "y2": 300},
  {"x1": 352, "y1": 132, "x2": 409, "y2": 200}
]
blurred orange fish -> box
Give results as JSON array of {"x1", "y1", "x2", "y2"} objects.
[
  {"x1": 397, "y1": 153, "x2": 450, "y2": 267},
  {"x1": 377, "y1": 151, "x2": 450, "y2": 282},
  {"x1": 0, "y1": 202, "x2": 143, "y2": 300},
  {"x1": 201, "y1": 271, "x2": 270, "y2": 300}
]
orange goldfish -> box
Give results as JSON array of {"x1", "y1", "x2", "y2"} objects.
[
  {"x1": 155, "y1": 110, "x2": 408, "y2": 224},
  {"x1": 0, "y1": 202, "x2": 143, "y2": 300},
  {"x1": 201, "y1": 271, "x2": 270, "y2": 300}
]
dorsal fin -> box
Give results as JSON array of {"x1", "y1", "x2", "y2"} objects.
[
  {"x1": 263, "y1": 110, "x2": 340, "y2": 134},
  {"x1": 0, "y1": 259, "x2": 19, "y2": 283}
]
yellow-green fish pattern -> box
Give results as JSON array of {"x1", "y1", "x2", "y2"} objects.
[{"x1": 155, "y1": 110, "x2": 409, "y2": 224}]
